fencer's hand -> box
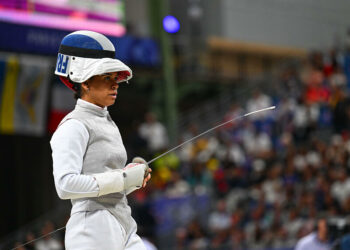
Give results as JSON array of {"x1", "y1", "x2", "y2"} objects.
[
  {"x1": 142, "y1": 168, "x2": 152, "y2": 188},
  {"x1": 132, "y1": 157, "x2": 152, "y2": 188}
]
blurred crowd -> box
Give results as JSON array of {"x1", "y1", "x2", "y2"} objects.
[
  {"x1": 11, "y1": 48, "x2": 350, "y2": 250},
  {"x1": 130, "y1": 48, "x2": 350, "y2": 249}
]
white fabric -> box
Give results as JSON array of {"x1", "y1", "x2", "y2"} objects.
[
  {"x1": 208, "y1": 211, "x2": 231, "y2": 231},
  {"x1": 125, "y1": 186, "x2": 138, "y2": 196},
  {"x1": 294, "y1": 232, "x2": 331, "y2": 250},
  {"x1": 69, "y1": 57, "x2": 132, "y2": 83},
  {"x1": 35, "y1": 238, "x2": 63, "y2": 250},
  {"x1": 138, "y1": 122, "x2": 168, "y2": 152},
  {"x1": 331, "y1": 178, "x2": 350, "y2": 204},
  {"x1": 92, "y1": 170, "x2": 124, "y2": 196},
  {"x1": 125, "y1": 157, "x2": 149, "y2": 195},
  {"x1": 246, "y1": 93, "x2": 272, "y2": 120},
  {"x1": 51, "y1": 108, "x2": 145, "y2": 198},
  {"x1": 228, "y1": 144, "x2": 246, "y2": 165},
  {"x1": 123, "y1": 163, "x2": 147, "y2": 189},
  {"x1": 262, "y1": 179, "x2": 283, "y2": 204},
  {"x1": 293, "y1": 104, "x2": 308, "y2": 127},
  {"x1": 131, "y1": 157, "x2": 149, "y2": 180},
  {"x1": 65, "y1": 210, "x2": 146, "y2": 250},
  {"x1": 51, "y1": 99, "x2": 143, "y2": 249},
  {"x1": 55, "y1": 99, "x2": 136, "y2": 234},
  {"x1": 51, "y1": 119, "x2": 100, "y2": 199},
  {"x1": 142, "y1": 238, "x2": 157, "y2": 250}
]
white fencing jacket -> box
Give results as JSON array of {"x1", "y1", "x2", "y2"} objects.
[{"x1": 50, "y1": 99, "x2": 137, "y2": 235}]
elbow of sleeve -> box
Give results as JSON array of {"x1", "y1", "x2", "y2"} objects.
[
  {"x1": 55, "y1": 175, "x2": 76, "y2": 200},
  {"x1": 55, "y1": 180, "x2": 74, "y2": 200},
  {"x1": 56, "y1": 189, "x2": 71, "y2": 200}
]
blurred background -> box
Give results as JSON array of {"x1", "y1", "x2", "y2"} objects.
[{"x1": 2, "y1": 0, "x2": 350, "y2": 249}]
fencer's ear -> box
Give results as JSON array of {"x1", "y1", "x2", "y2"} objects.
[
  {"x1": 81, "y1": 82, "x2": 90, "y2": 94},
  {"x1": 81, "y1": 82, "x2": 88, "y2": 89}
]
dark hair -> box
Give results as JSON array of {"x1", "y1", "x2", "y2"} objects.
[{"x1": 69, "y1": 78, "x2": 82, "y2": 100}]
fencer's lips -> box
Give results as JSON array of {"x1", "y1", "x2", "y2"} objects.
[{"x1": 109, "y1": 92, "x2": 117, "y2": 98}]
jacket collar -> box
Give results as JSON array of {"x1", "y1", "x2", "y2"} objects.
[{"x1": 76, "y1": 99, "x2": 108, "y2": 117}]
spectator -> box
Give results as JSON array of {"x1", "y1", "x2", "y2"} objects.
[
  {"x1": 246, "y1": 89, "x2": 273, "y2": 121},
  {"x1": 165, "y1": 170, "x2": 191, "y2": 197},
  {"x1": 34, "y1": 221, "x2": 63, "y2": 250},
  {"x1": 208, "y1": 199, "x2": 231, "y2": 233},
  {"x1": 294, "y1": 217, "x2": 331, "y2": 250},
  {"x1": 186, "y1": 220, "x2": 209, "y2": 250},
  {"x1": 25, "y1": 232, "x2": 36, "y2": 250},
  {"x1": 12, "y1": 242, "x2": 26, "y2": 250},
  {"x1": 330, "y1": 168, "x2": 350, "y2": 205},
  {"x1": 262, "y1": 163, "x2": 284, "y2": 205},
  {"x1": 138, "y1": 112, "x2": 169, "y2": 154}
]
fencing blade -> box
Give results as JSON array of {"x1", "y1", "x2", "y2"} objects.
[{"x1": 147, "y1": 105, "x2": 276, "y2": 165}]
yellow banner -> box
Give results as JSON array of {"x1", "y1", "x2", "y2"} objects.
[{"x1": 0, "y1": 57, "x2": 19, "y2": 134}]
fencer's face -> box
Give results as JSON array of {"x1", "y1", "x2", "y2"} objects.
[
  {"x1": 317, "y1": 219, "x2": 328, "y2": 241},
  {"x1": 82, "y1": 72, "x2": 119, "y2": 107}
]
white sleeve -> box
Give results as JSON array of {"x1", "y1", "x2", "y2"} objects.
[{"x1": 50, "y1": 119, "x2": 99, "y2": 200}]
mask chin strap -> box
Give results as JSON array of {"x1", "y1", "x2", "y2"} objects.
[{"x1": 59, "y1": 76, "x2": 76, "y2": 92}]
